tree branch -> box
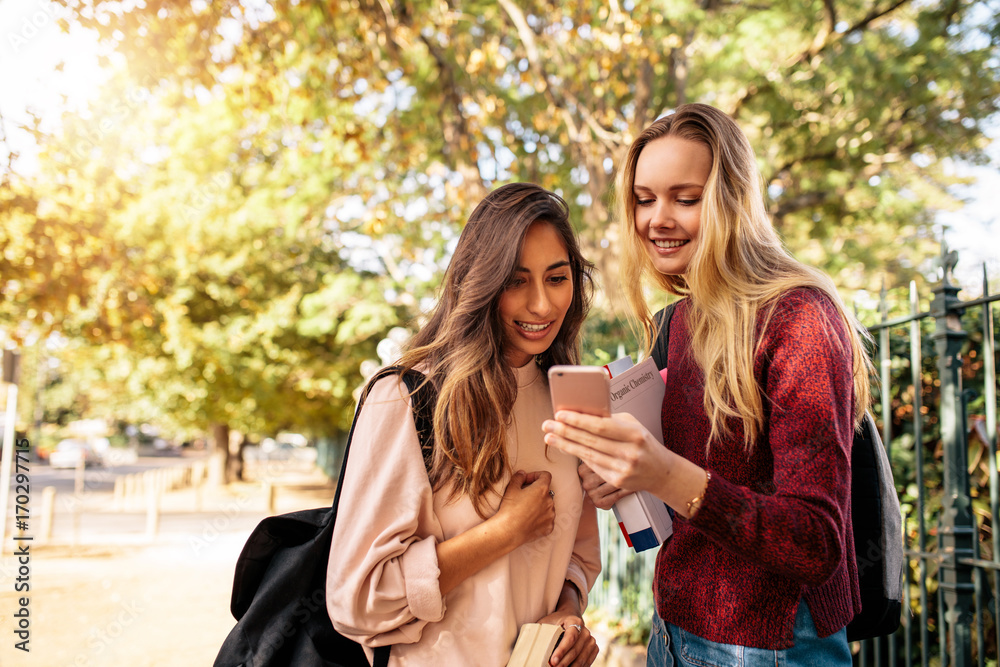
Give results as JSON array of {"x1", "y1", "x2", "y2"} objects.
[
  {"x1": 769, "y1": 149, "x2": 840, "y2": 182},
  {"x1": 417, "y1": 33, "x2": 487, "y2": 196},
  {"x1": 497, "y1": 0, "x2": 621, "y2": 154},
  {"x1": 770, "y1": 190, "x2": 830, "y2": 219},
  {"x1": 633, "y1": 60, "x2": 655, "y2": 132},
  {"x1": 732, "y1": 0, "x2": 913, "y2": 115},
  {"x1": 823, "y1": 0, "x2": 838, "y2": 33},
  {"x1": 797, "y1": 0, "x2": 912, "y2": 65}
]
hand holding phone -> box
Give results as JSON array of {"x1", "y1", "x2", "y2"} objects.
[{"x1": 547, "y1": 365, "x2": 611, "y2": 418}]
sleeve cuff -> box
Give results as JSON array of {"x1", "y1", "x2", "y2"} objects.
[
  {"x1": 400, "y1": 535, "x2": 446, "y2": 622},
  {"x1": 564, "y1": 566, "x2": 590, "y2": 611},
  {"x1": 688, "y1": 470, "x2": 743, "y2": 535}
]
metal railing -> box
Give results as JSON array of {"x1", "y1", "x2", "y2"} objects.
[{"x1": 862, "y1": 249, "x2": 999, "y2": 667}]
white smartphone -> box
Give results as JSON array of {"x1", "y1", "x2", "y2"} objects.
[{"x1": 547, "y1": 365, "x2": 612, "y2": 417}]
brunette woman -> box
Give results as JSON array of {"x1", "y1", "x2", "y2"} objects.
[{"x1": 328, "y1": 183, "x2": 602, "y2": 666}]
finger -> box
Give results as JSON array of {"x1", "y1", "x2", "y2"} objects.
[
  {"x1": 545, "y1": 419, "x2": 625, "y2": 457},
  {"x1": 564, "y1": 630, "x2": 594, "y2": 667},
  {"x1": 552, "y1": 409, "x2": 617, "y2": 432},
  {"x1": 547, "y1": 418, "x2": 600, "y2": 447},
  {"x1": 577, "y1": 462, "x2": 608, "y2": 488},
  {"x1": 549, "y1": 627, "x2": 580, "y2": 666},
  {"x1": 522, "y1": 470, "x2": 551, "y2": 492},
  {"x1": 589, "y1": 486, "x2": 628, "y2": 512},
  {"x1": 579, "y1": 473, "x2": 608, "y2": 493},
  {"x1": 572, "y1": 639, "x2": 598, "y2": 667},
  {"x1": 545, "y1": 432, "x2": 628, "y2": 483},
  {"x1": 602, "y1": 487, "x2": 633, "y2": 504},
  {"x1": 553, "y1": 411, "x2": 645, "y2": 444}
]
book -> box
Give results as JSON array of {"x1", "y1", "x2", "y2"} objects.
[
  {"x1": 606, "y1": 356, "x2": 674, "y2": 552},
  {"x1": 506, "y1": 623, "x2": 564, "y2": 667}
]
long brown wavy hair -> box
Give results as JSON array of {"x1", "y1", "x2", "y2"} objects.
[
  {"x1": 398, "y1": 183, "x2": 594, "y2": 516},
  {"x1": 616, "y1": 103, "x2": 874, "y2": 450}
]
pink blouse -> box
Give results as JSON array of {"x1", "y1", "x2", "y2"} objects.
[{"x1": 327, "y1": 362, "x2": 601, "y2": 666}]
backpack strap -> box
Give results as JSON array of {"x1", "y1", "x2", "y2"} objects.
[
  {"x1": 331, "y1": 366, "x2": 436, "y2": 519},
  {"x1": 400, "y1": 368, "x2": 437, "y2": 472},
  {"x1": 332, "y1": 366, "x2": 437, "y2": 667},
  {"x1": 651, "y1": 301, "x2": 680, "y2": 371}
]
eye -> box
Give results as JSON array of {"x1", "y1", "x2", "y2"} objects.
[
  {"x1": 547, "y1": 274, "x2": 570, "y2": 285},
  {"x1": 636, "y1": 198, "x2": 654, "y2": 207},
  {"x1": 678, "y1": 198, "x2": 701, "y2": 206},
  {"x1": 506, "y1": 276, "x2": 526, "y2": 289}
]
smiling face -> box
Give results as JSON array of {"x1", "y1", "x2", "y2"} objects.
[
  {"x1": 498, "y1": 221, "x2": 574, "y2": 367},
  {"x1": 633, "y1": 135, "x2": 713, "y2": 276}
]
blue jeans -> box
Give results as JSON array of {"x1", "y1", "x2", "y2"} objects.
[{"x1": 646, "y1": 603, "x2": 852, "y2": 667}]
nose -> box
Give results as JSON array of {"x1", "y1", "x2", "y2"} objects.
[
  {"x1": 527, "y1": 281, "x2": 551, "y2": 316},
  {"x1": 648, "y1": 201, "x2": 674, "y2": 229}
]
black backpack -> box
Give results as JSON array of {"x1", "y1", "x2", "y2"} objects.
[
  {"x1": 652, "y1": 301, "x2": 903, "y2": 642},
  {"x1": 213, "y1": 366, "x2": 436, "y2": 667}
]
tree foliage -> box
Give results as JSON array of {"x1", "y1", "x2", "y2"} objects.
[{"x1": 2, "y1": 0, "x2": 998, "y2": 443}]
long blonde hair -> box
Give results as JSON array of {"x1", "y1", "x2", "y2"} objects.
[
  {"x1": 617, "y1": 104, "x2": 873, "y2": 449},
  {"x1": 399, "y1": 183, "x2": 594, "y2": 517}
]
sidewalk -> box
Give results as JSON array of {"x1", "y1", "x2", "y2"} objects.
[{"x1": 0, "y1": 464, "x2": 338, "y2": 667}]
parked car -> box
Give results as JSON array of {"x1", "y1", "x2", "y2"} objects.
[{"x1": 48, "y1": 439, "x2": 103, "y2": 469}]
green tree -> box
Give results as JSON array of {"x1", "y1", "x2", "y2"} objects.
[{"x1": 3, "y1": 0, "x2": 998, "y2": 470}]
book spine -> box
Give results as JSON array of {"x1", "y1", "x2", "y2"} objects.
[
  {"x1": 611, "y1": 505, "x2": 632, "y2": 548},
  {"x1": 612, "y1": 493, "x2": 661, "y2": 552}
]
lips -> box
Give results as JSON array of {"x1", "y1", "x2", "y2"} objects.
[{"x1": 517, "y1": 321, "x2": 552, "y2": 333}]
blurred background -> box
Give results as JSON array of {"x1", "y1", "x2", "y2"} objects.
[{"x1": 1, "y1": 1, "x2": 1000, "y2": 665}]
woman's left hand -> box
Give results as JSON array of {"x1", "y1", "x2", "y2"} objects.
[{"x1": 536, "y1": 610, "x2": 598, "y2": 667}]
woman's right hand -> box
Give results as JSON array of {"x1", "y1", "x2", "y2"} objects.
[
  {"x1": 495, "y1": 470, "x2": 556, "y2": 547},
  {"x1": 436, "y1": 470, "x2": 555, "y2": 596},
  {"x1": 578, "y1": 462, "x2": 632, "y2": 510}
]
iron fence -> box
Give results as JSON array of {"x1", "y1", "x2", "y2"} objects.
[{"x1": 862, "y1": 249, "x2": 999, "y2": 667}]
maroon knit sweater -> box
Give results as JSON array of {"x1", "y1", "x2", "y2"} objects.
[{"x1": 655, "y1": 289, "x2": 862, "y2": 650}]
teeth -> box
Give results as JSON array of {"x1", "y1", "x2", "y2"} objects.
[
  {"x1": 518, "y1": 322, "x2": 550, "y2": 332},
  {"x1": 654, "y1": 239, "x2": 687, "y2": 249}
]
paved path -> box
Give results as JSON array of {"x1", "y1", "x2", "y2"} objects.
[{"x1": 0, "y1": 463, "x2": 338, "y2": 667}]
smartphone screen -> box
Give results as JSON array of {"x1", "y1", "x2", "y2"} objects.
[{"x1": 547, "y1": 365, "x2": 612, "y2": 417}]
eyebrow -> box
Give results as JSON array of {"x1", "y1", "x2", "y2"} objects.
[
  {"x1": 633, "y1": 183, "x2": 704, "y2": 192},
  {"x1": 513, "y1": 260, "x2": 571, "y2": 273}
]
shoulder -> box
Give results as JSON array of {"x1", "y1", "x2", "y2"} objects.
[
  {"x1": 762, "y1": 288, "x2": 850, "y2": 350},
  {"x1": 351, "y1": 371, "x2": 429, "y2": 464},
  {"x1": 768, "y1": 287, "x2": 842, "y2": 329},
  {"x1": 360, "y1": 371, "x2": 413, "y2": 415},
  {"x1": 773, "y1": 287, "x2": 838, "y2": 314}
]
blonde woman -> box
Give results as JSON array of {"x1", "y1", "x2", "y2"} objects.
[
  {"x1": 328, "y1": 183, "x2": 602, "y2": 666},
  {"x1": 543, "y1": 104, "x2": 871, "y2": 666}
]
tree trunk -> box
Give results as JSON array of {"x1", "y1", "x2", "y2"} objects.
[
  {"x1": 209, "y1": 423, "x2": 230, "y2": 486},
  {"x1": 231, "y1": 434, "x2": 249, "y2": 482}
]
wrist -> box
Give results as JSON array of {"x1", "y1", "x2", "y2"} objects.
[
  {"x1": 686, "y1": 469, "x2": 711, "y2": 519},
  {"x1": 556, "y1": 580, "x2": 583, "y2": 615},
  {"x1": 486, "y1": 512, "x2": 523, "y2": 554}
]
